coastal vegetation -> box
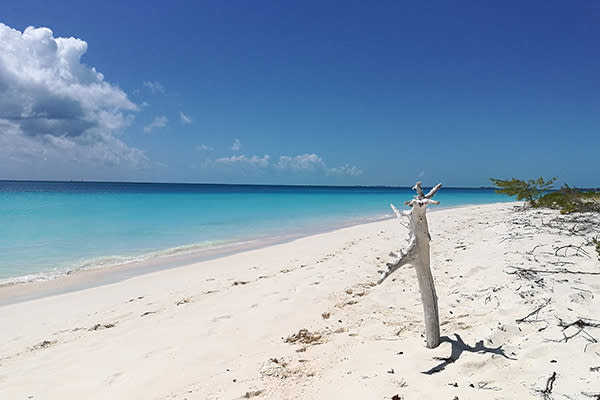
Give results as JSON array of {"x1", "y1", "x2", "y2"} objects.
[
  {"x1": 536, "y1": 185, "x2": 600, "y2": 214},
  {"x1": 489, "y1": 176, "x2": 556, "y2": 206},
  {"x1": 491, "y1": 177, "x2": 600, "y2": 258},
  {"x1": 490, "y1": 177, "x2": 600, "y2": 214}
]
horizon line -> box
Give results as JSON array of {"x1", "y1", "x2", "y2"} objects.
[{"x1": 0, "y1": 179, "x2": 498, "y2": 190}]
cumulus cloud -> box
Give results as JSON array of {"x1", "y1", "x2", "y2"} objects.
[
  {"x1": 216, "y1": 154, "x2": 270, "y2": 168},
  {"x1": 0, "y1": 23, "x2": 146, "y2": 172},
  {"x1": 212, "y1": 152, "x2": 362, "y2": 177},
  {"x1": 0, "y1": 119, "x2": 146, "y2": 173},
  {"x1": 143, "y1": 116, "x2": 168, "y2": 133},
  {"x1": 327, "y1": 164, "x2": 363, "y2": 176},
  {"x1": 143, "y1": 80, "x2": 165, "y2": 93},
  {"x1": 231, "y1": 138, "x2": 241, "y2": 151},
  {"x1": 276, "y1": 153, "x2": 327, "y2": 172},
  {"x1": 179, "y1": 111, "x2": 192, "y2": 124},
  {"x1": 275, "y1": 153, "x2": 362, "y2": 176}
]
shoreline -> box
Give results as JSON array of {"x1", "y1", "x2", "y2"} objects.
[
  {"x1": 0, "y1": 213, "x2": 392, "y2": 306},
  {"x1": 0, "y1": 202, "x2": 504, "y2": 306},
  {"x1": 2, "y1": 201, "x2": 599, "y2": 399}
]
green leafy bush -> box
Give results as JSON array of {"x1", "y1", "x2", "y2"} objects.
[
  {"x1": 491, "y1": 177, "x2": 600, "y2": 214},
  {"x1": 537, "y1": 185, "x2": 600, "y2": 214},
  {"x1": 490, "y1": 177, "x2": 556, "y2": 206}
]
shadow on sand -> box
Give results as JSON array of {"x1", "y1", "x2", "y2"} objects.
[{"x1": 422, "y1": 333, "x2": 515, "y2": 375}]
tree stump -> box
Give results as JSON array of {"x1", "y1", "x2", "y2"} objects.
[{"x1": 378, "y1": 182, "x2": 442, "y2": 349}]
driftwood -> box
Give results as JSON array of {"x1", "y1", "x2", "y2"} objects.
[
  {"x1": 539, "y1": 371, "x2": 557, "y2": 400},
  {"x1": 506, "y1": 266, "x2": 600, "y2": 276},
  {"x1": 515, "y1": 298, "x2": 551, "y2": 324},
  {"x1": 379, "y1": 182, "x2": 442, "y2": 348}
]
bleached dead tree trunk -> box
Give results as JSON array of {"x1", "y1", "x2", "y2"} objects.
[{"x1": 378, "y1": 182, "x2": 442, "y2": 349}]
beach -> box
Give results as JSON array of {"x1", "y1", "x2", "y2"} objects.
[{"x1": 1, "y1": 202, "x2": 599, "y2": 399}]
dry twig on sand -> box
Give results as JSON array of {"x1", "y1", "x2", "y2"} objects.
[
  {"x1": 538, "y1": 371, "x2": 557, "y2": 400},
  {"x1": 515, "y1": 299, "x2": 551, "y2": 324}
]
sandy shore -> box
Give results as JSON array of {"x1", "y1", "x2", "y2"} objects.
[{"x1": 1, "y1": 202, "x2": 599, "y2": 399}]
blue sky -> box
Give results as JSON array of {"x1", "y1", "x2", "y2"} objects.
[{"x1": 1, "y1": 1, "x2": 598, "y2": 187}]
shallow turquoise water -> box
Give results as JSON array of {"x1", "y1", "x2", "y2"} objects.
[{"x1": 0, "y1": 182, "x2": 511, "y2": 283}]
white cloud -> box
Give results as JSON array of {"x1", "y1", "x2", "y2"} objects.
[
  {"x1": 276, "y1": 153, "x2": 327, "y2": 172},
  {"x1": 143, "y1": 116, "x2": 168, "y2": 133},
  {"x1": 0, "y1": 119, "x2": 147, "y2": 173},
  {"x1": 196, "y1": 144, "x2": 213, "y2": 151},
  {"x1": 141, "y1": 101, "x2": 149, "y2": 107},
  {"x1": 143, "y1": 80, "x2": 165, "y2": 93},
  {"x1": 0, "y1": 23, "x2": 145, "y2": 172},
  {"x1": 327, "y1": 164, "x2": 363, "y2": 176},
  {"x1": 275, "y1": 153, "x2": 362, "y2": 176},
  {"x1": 179, "y1": 111, "x2": 192, "y2": 124},
  {"x1": 212, "y1": 152, "x2": 361, "y2": 177},
  {"x1": 231, "y1": 138, "x2": 241, "y2": 151},
  {"x1": 215, "y1": 154, "x2": 270, "y2": 168}
]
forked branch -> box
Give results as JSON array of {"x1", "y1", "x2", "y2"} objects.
[{"x1": 378, "y1": 182, "x2": 442, "y2": 348}]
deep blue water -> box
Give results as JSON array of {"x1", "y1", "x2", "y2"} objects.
[{"x1": 0, "y1": 181, "x2": 510, "y2": 284}]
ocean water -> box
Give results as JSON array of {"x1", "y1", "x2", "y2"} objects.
[{"x1": 0, "y1": 181, "x2": 511, "y2": 285}]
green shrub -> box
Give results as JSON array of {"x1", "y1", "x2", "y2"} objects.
[
  {"x1": 491, "y1": 178, "x2": 600, "y2": 214},
  {"x1": 537, "y1": 185, "x2": 600, "y2": 214},
  {"x1": 490, "y1": 177, "x2": 556, "y2": 206}
]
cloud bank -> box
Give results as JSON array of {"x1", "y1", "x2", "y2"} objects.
[{"x1": 0, "y1": 23, "x2": 145, "y2": 176}]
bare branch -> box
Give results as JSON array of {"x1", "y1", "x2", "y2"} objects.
[
  {"x1": 380, "y1": 181, "x2": 442, "y2": 348},
  {"x1": 515, "y1": 298, "x2": 551, "y2": 324},
  {"x1": 581, "y1": 392, "x2": 600, "y2": 399},
  {"x1": 390, "y1": 203, "x2": 403, "y2": 219},
  {"x1": 390, "y1": 204, "x2": 410, "y2": 229},
  {"x1": 551, "y1": 318, "x2": 600, "y2": 343},
  {"x1": 538, "y1": 372, "x2": 557, "y2": 400},
  {"x1": 406, "y1": 198, "x2": 440, "y2": 207},
  {"x1": 424, "y1": 183, "x2": 443, "y2": 199},
  {"x1": 505, "y1": 266, "x2": 600, "y2": 276},
  {"x1": 554, "y1": 244, "x2": 590, "y2": 258},
  {"x1": 412, "y1": 181, "x2": 425, "y2": 198},
  {"x1": 378, "y1": 237, "x2": 417, "y2": 284}
]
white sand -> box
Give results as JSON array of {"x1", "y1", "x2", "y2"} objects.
[{"x1": 1, "y1": 202, "x2": 599, "y2": 399}]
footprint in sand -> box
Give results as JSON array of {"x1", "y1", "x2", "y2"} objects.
[
  {"x1": 176, "y1": 298, "x2": 191, "y2": 306},
  {"x1": 29, "y1": 340, "x2": 57, "y2": 351},
  {"x1": 104, "y1": 372, "x2": 122, "y2": 386},
  {"x1": 211, "y1": 314, "x2": 232, "y2": 322},
  {"x1": 89, "y1": 322, "x2": 117, "y2": 331},
  {"x1": 242, "y1": 389, "x2": 264, "y2": 398},
  {"x1": 140, "y1": 311, "x2": 157, "y2": 317}
]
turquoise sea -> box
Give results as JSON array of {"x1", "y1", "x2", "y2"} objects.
[{"x1": 0, "y1": 181, "x2": 511, "y2": 285}]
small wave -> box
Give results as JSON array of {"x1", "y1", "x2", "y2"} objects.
[
  {"x1": 0, "y1": 214, "x2": 392, "y2": 288},
  {"x1": 0, "y1": 271, "x2": 66, "y2": 286},
  {"x1": 0, "y1": 239, "x2": 245, "y2": 287}
]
